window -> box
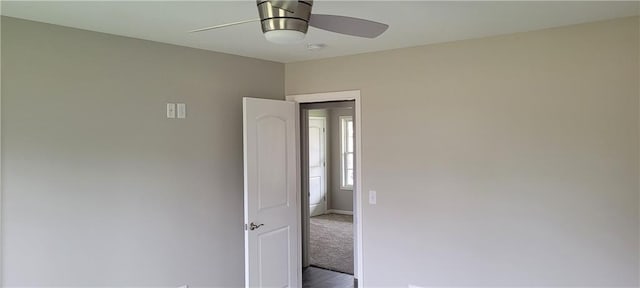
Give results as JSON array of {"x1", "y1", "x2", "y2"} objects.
[{"x1": 340, "y1": 116, "x2": 354, "y2": 189}]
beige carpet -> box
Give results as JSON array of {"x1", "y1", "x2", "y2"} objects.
[{"x1": 309, "y1": 213, "x2": 354, "y2": 275}]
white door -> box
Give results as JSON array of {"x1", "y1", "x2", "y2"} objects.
[
  {"x1": 308, "y1": 117, "x2": 327, "y2": 217},
  {"x1": 243, "y1": 97, "x2": 299, "y2": 288}
]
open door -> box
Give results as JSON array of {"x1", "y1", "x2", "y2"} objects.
[{"x1": 243, "y1": 97, "x2": 299, "y2": 288}]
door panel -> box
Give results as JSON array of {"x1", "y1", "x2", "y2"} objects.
[
  {"x1": 258, "y1": 227, "x2": 291, "y2": 288},
  {"x1": 308, "y1": 126, "x2": 321, "y2": 167},
  {"x1": 309, "y1": 176, "x2": 322, "y2": 205},
  {"x1": 257, "y1": 116, "x2": 288, "y2": 210},
  {"x1": 244, "y1": 97, "x2": 298, "y2": 288}
]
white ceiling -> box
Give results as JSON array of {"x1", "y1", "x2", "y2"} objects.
[{"x1": 2, "y1": 1, "x2": 638, "y2": 63}]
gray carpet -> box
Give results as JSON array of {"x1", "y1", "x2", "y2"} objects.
[{"x1": 309, "y1": 213, "x2": 354, "y2": 275}]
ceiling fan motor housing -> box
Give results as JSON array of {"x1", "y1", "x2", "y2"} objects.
[{"x1": 257, "y1": 0, "x2": 313, "y2": 34}]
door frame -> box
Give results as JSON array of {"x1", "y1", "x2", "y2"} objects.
[{"x1": 286, "y1": 90, "x2": 364, "y2": 283}]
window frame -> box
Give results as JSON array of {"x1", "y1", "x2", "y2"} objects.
[{"x1": 339, "y1": 115, "x2": 354, "y2": 190}]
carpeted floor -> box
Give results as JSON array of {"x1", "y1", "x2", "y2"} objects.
[{"x1": 309, "y1": 213, "x2": 354, "y2": 275}]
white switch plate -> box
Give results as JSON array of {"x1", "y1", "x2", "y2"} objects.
[
  {"x1": 166, "y1": 103, "x2": 176, "y2": 119},
  {"x1": 369, "y1": 190, "x2": 377, "y2": 205},
  {"x1": 177, "y1": 103, "x2": 186, "y2": 119}
]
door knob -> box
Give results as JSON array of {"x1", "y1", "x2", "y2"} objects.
[{"x1": 250, "y1": 222, "x2": 264, "y2": 231}]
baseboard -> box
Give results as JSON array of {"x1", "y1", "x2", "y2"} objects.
[{"x1": 327, "y1": 209, "x2": 353, "y2": 215}]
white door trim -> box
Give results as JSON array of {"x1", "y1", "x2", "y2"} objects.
[
  {"x1": 286, "y1": 90, "x2": 364, "y2": 284},
  {"x1": 0, "y1": 30, "x2": 4, "y2": 285}
]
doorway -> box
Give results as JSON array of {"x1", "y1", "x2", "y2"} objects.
[
  {"x1": 242, "y1": 91, "x2": 363, "y2": 288},
  {"x1": 303, "y1": 103, "x2": 355, "y2": 267},
  {"x1": 292, "y1": 93, "x2": 360, "y2": 288}
]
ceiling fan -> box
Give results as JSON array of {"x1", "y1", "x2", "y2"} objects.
[{"x1": 190, "y1": 0, "x2": 389, "y2": 44}]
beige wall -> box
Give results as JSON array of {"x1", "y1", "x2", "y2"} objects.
[
  {"x1": 2, "y1": 13, "x2": 639, "y2": 288},
  {"x1": 1, "y1": 17, "x2": 283, "y2": 287},
  {"x1": 286, "y1": 16, "x2": 640, "y2": 287}
]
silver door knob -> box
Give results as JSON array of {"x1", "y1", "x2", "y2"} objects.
[{"x1": 250, "y1": 222, "x2": 264, "y2": 231}]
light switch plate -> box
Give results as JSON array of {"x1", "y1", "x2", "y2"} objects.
[
  {"x1": 166, "y1": 103, "x2": 176, "y2": 119},
  {"x1": 369, "y1": 190, "x2": 377, "y2": 205},
  {"x1": 177, "y1": 103, "x2": 186, "y2": 119}
]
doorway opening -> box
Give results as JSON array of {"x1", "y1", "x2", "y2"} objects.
[
  {"x1": 300, "y1": 101, "x2": 356, "y2": 288},
  {"x1": 242, "y1": 91, "x2": 362, "y2": 288}
]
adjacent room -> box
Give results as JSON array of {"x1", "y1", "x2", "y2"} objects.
[
  {"x1": 1, "y1": 1, "x2": 639, "y2": 288},
  {"x1": 301, "y1": 102, "x2": 356, "y2": 287}
]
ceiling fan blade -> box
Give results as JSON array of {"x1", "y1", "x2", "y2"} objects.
[
  {"x1": 269, "y1": 0, "x2": 298, "y2": 13},
  {"x1": 189, "y1": 19, "x2": 260, "y2": 33},
  {"x1": 309, "y1": 14, "x2": 389, "y2": 38}
]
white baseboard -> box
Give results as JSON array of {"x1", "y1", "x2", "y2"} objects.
[{"x1": 327, "y1": 209, "x2": 353, "y2": 215}]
